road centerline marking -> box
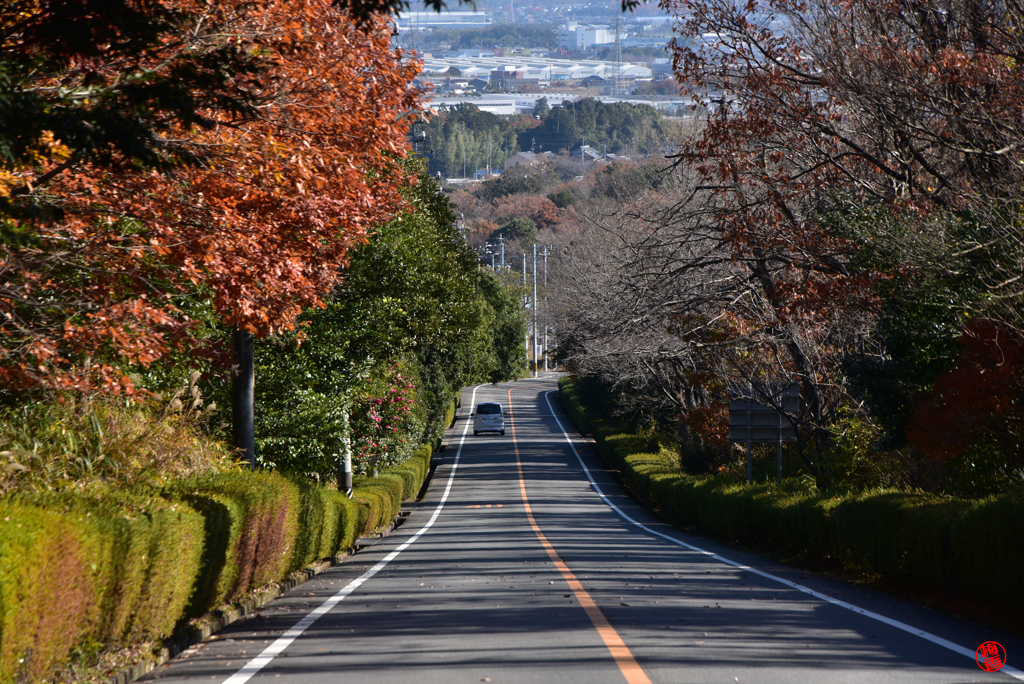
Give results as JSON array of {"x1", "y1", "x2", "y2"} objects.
[
  {"x1": 507, "y1": 387, "x2": 652, "y2": 684},
  {"x1": 219, "y1": 385, "x2": 485, "y2": 684}
]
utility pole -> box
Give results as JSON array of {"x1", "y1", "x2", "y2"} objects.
[
  {"x1": 522, "y1": 254, "x2": 528, "y2": 357},
  {"x1": 231, "y1": 327, "x2": 255, "y2": 469},
  {"x1": 498, "y1": 236, "x2": 505, "y2": 269},
  {"x1": 543, "y1": 246, "x2": 549, "y2": 372},
  {"x1": 532, "y1": 243, "x2": 538, "y2": 378}
]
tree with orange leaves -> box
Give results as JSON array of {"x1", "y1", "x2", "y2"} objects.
[{"x1": 0, "y1": 0, "x2": 422, "y2": 395}]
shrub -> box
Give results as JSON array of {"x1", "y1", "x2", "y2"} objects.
[
  {"x1": 0, "y1": 438, "x2": 435, "y2": 681},
  {"x1": 386, "y1": 445, "x2": 432, "y2": 499},
  {"x1": 290, "y1": 479, "x2": 353, "y2": 571},
  {"x1": 951, "y1": 489, "x2": 1024, "y2": 613},
  {"x1": 350, "y1": 445, "x2": 433, "y2": 535},
  {"x1": 547, "y1": 190, "x2": 577, "y2": 208},
  {"x1": 0, "y1": 489, "x2": 206, "y2": 683},
  {"x1": 353, "y1": 473, "x2": 404, "y2": 532},
  {"x1": 167, "y1": 470, "x2": 300, "y2": 611},
  {"x1": 0, "y1": 396, "x2": 234, "y2": 496},
  {"x1": 0, "y1": 501, "x2": 99, "y2": 683},
  {"x1": 559, "y1": 375, "x2": 1024, "y2": 616}
]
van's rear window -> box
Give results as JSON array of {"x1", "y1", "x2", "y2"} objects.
[{"x1": 477, "y1": 404, "x2": 501, "y2": 414}]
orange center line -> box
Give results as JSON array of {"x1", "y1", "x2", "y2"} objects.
[{"x1": 507, "y1": 388, "x2": 652, "y2": 684}]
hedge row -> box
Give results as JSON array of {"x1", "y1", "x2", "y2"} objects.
[
  {"x1": 558, "y1": 377, "x2": 1024, "y2": 617},
  {"x1": 0, "y1": 444, "x2": 434, "y2": 683}
]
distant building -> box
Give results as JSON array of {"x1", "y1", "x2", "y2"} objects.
[
  {"x1": 489, "y1": 68, "x2": 540, "y2": 90},
  {"x1": 503, "y1": 151, "x2": 539, "y2": 170},
  {"x1": 558, "y1": 22, "x2": 613, "y2": 51},
  {"x1": 396, "y1": 10, "x2": 492, "y2": 30},
  {"x1": 432, "y1": 98, "x2": 516, "y2": 116},
  {"x1": 571, "y1": 145, "x2": 603, "y2": 162},
  {"x1": 441, "y1": 78, "x2": 487, "y2": 95},
  {"x1": 503, "y1": 151, "x2": 554, "y2": 169}
]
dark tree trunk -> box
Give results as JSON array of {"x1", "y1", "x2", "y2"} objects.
[{"x1": 232, "y1": 327, "x2": 255, "y2": 469}]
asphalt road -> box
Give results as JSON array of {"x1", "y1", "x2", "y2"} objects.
[{"x1": 143, "y1": 375, "x2": 1023, "y2": 684}]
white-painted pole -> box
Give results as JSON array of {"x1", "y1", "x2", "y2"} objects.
[
  {"x1": 543, "y1": 246, "x2": 549, "y2": 372},
  {"x1": 532, "y1": 244, "x2": 538, "y2": 377}
]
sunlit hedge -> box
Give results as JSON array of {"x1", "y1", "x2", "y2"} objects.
[
  {"x1": 558, "y1": 376, "x2": 1024, "y2": 616},
  {"x1": 0, "y1": 444, "x2": 433, "y2": 682}
]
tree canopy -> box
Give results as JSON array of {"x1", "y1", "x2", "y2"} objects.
[
  {"x1": 0, "y1": 0, "x2": 422, "y2": 395},
  {"x1": 551, "y1": 0, "x2": 1024, "y2": 492},
  {"x1": 254, "y1": 164, "x2": 528, "y2": 477}
]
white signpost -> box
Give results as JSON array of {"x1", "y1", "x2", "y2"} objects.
[{"x1": 728, "y1": 382, "x2": 800, "y2": 484}]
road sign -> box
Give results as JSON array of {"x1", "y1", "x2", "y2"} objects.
[
  {"x1": 728, "y1": 382, "x2": 800, "y2": 484},
  {"x1": 728, "y1": 382, "x2": 800, "y2": 443}
]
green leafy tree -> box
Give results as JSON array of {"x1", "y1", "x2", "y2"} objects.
[
  {"x1": 476, "y1": 171, "x2": 549, "y2": 202},
  {"x1": 547, "y1": 190, "x2": 577, "y2": 208},
  {"x1": 532, "y1": 99, "x2": 666, "y2": 154},
  {"x1": 254, "y1": 163, "x2": 528, "y2": 478},
  {"x1": 493, "y1": 217, "x2": 537, "y2": 244}
]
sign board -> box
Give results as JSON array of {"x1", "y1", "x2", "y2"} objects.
[{"x1": 728, "y1": 382, "x2": 799, "y2": 443}]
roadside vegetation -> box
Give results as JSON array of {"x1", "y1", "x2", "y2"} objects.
[
  {"x1": 559, "y1": 377, "x2": 1024, "y2": 629},
  {"x1": 551, "y1": 0, "x2": 1024, "y2": 499},
  {"x1": 0, "y1": 2, "x2": 527, "y2": 681},
  {"x1": 3, "y1": 0, "x2": 1022, "y2": 677}
]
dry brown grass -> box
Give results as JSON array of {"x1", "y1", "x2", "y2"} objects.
[{"x1": 0, "y1": 377, "x2": 237, "y2": 494}]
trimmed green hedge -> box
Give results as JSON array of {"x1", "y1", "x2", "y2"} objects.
[
  {"x1": 168, "y1": 471, "x2": 301, "y2": 611},
  {"x1": 558, "y1": 376, "x2": 1024, "y2": 616},
  {"x1": 0, "y1": 442, "x2": 435, "y2": 683},
  {"x1": 0, "y1": 491, "x2": 206, "y2": 683}
]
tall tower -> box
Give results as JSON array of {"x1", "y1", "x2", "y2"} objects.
[{"x1": 613, "y1": 16, "x2": 623, "y2": 97}]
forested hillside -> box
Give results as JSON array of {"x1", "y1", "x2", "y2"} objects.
[{"x1": 424, "y1": 98, "x2": 671, "y2": 178}]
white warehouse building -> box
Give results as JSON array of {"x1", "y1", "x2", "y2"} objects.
[
  {"x1": 397, "y1": 10, "x2": 492, "y2": 30},
  {"x1": 558, "y1": 22, "x2": 613, "y2": 51}
]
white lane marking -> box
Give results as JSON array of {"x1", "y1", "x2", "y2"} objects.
[
  {"x1": 542, "y1": 390, "x2": 1024, "y2": 681},
  {"x1": 221, "y1": 386, "x2": 484, "y2": 684}
]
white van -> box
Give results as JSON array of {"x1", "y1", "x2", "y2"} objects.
[{"x1": 472, "y1": 402, "x2": 505, "y2": 436}]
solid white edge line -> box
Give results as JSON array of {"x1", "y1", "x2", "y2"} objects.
[
  {"x1": 542, "y1": 390, "x2": 1024, "y2": 682},
  {"x1": 221, "y1": 385, "x2": 485, "y2": 684}
]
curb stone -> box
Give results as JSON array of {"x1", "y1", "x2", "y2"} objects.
[
  {"x1": 106, "y1": 503, "x2": 411, "y2": 684},
  {"x1": 104, "y1": 554, "x2": 345, "y2": 684},
  {"x1": 105, "y1": 421, "x2": 454, "y2": 684}
]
